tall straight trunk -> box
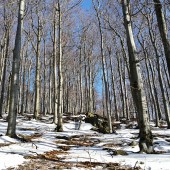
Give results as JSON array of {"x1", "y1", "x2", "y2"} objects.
[
  {"x1": 20, "y1": 57, "x2": 26, "y2": 115},
  {"x1": 72, "y1": 79, "x2": 76, "y2": 114},
  {"x1": 84, "y1": 54, "x2": 88, "y2": 113},
  {"x1": 34, "y1": 16, "x2": 41, "y2": 119},
  {"x1": 92, "y1": 79, "x2": 96, "y2": 112},
  {"x1": 161, "y1": 57, "x2": 170, "y2": 89},
  {"x1": 109, "y1": 55, "x2": 118, "y2": 120},
  {"x1": 0, "y1": 40, "x2": 6, "y2": 87},
  {"x1": 0, "y1": 33, "x2": 5, "y2": 84},
  {"x1": 93, "y1": 0, "x2": 112, "y2": 133},
  {"x1": 123, "y1": 63, "x2": 129, "y2": 119},
  {"x1": 148, "y1": 23, "x2": 170, "y2": 128},
  {"x1": 5, "y1": 75, "x2": 11, "y2": 114},
  {"x1": 18, "y1": 48, "x2": 25, "y2": 114},
  {"x1": 0, "y1": 28, "x2": 9, "y2": 117},
  {"x1": 138, "y1": 37, "x2": 161, "y2": 126},
  {"x1": 25, "y1": 64, "x2": 31, "y2": 113},
  {"x1": 153, "y1": 0, "x2": 170, "y2": 76},
  {"x1": 157, "y1": 58, "x2": 170, "y2": 128},
  {"x1": 102, "y1": 78, "x2": 105, "y2": 118},
  {"x1": 148, "y1": 58, "x2": 162, "y2": 120},
  {"x1": 79, "y1": 48, "x2": 84, "y2": 113},
  {"x1": 117, "y1": 55, "x2": 125, "y2": 118},
  {"x1": 145, "y1": 57, "x2": 159, "y2": 126},
  {"x1": 65, "y1": 74, "x2": 68, "y2": 113},
  {"x1": 56, "y1": 0, "x2": 63, "y2": 131},
  {"x1": 161, "y1": 58, "x2": 170, "y2": 105},
  {"x1": 53, "y1": 4, "x2": 58, "y2": 123},
  {"x1": 122, "y1": 0, "x2": 153, "y2": 153},
  {"x1": 161, "y1": 67, "x2": 170, "y2": 105},
  {"x1": 6, "y1": 0, "x2": 25, "y2": 137},
  {"x1": 88, "y1": 56, "x2": 93, "y2": 113},
  {"x1": 43, "y1": 39, "x2": 47, "y2": 115},
  {"x1": 49, "y1": 57, "x2": 53, "y2": 114},
  {"x1": 105, "y1": 60, "x2": 111, "y2": 118},
  {"x1": 75, "y1": 76, "x2": 79, "y2": 113}
]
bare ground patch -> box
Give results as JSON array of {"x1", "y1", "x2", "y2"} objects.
[{"x1": 9, "y1": 159, "x2": 141, "y2": 170}]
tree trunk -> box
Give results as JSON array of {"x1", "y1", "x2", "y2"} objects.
[
  {"x1": 108, "y1": 48, "x2": 119, "y2": 120},
  {"x1": 34, "y1": 16, "x2": 41, "y2": 119},
  {"x1": 137, "y1": 37, "x2": 161, "y2": 126},
  {"x1": 53, "y1": 4, "x2": 58, "y2": 123},
  {"x1": 56, "y1": 0, "x2": 63, "y2": 132},
  {"x1": 79, "y1": 49, "x2": 84, "y2": 113},
  {"x1": 43, "y1": 39, "x2": 47, "y2": 115},
  {"x1": 147, "y1": 21, "x2": 170, "y2": 128},
  {"x1": 145, "y1": 56, "x2": 160, "y2": 126},
  {"x1": 148, "y1": 59, "x2": 162, "y2": 120},
  {"x1": 122, "y1": 0, "x2": 153, "y2": 153},
  {"x1": 117, "y1": 54, "x2": 126, "y2": 118},
  {"x1": 123, "y1": 63, "x2": 129, "y2": 119},
  {"x1": 20, "y1": 57, "x2": 26, "y2": 115},
  {"x1": 153, "y1": 0, "x2": 170, "y2": 76},
  {"x1": 0, "y1": 28, "x2": 9, "y2": 117},
  {"x1": 6, "y1": 0, "x2": 25, "y2": 138},
  {"x1": 92, "y1": 0, "x2": 112, "y2": 133},
  {"x1": 25, "y1": 64, "x2": 31, "y2": 113},
  {"x1": 5, "y1": 75, "x2": 11, "y2": 114},
  {"x1": 49, "y1": 57, "x2": 53, "y2": 114}
]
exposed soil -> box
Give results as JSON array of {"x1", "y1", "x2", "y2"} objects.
[{"x1": 8, "y1": 159, "x2": 141, "y2": 170}]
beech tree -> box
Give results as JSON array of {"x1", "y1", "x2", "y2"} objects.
[
  {"x1": 121, "y1": 0, "x2": 153, "y2": 153},
  {"x1": 153, "y1": 0, "x2": 170, "y2": 76},
  {"x1": 92, "y1": 0, "x2": 113, "y2": 133},
  {"x1": 6, "y1": 0, "x2": 25, "y2": 137},
  {"x1": 0, "y1": 2, "x2": 13, "y2": 117}
]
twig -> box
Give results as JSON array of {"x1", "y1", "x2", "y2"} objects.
[{"x1": 134, "y1": 161, "x2": 139, "y2": 169}]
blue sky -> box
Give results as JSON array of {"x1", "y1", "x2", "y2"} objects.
[{"x1": 81, "y1": 0, "x2": 92, "y2": 10}]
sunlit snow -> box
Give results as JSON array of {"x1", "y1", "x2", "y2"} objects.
[{"x1": 0, "y1": 115, "x2": 170, "y2": 170}]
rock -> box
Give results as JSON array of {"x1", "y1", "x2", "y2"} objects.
[
  {"x1": 104, "y1": 148, "x2": 128, "y2": 156},
  {"x1": 116, "y1": 150, "x2": 128, "y2": 155},
  {"x1": 56, "y1": 136, "x2": 70, "y2": 140},
  {"x1": 85, "y1": 113, "x2": 110, "y2": 134},
  {"x1": 129, "y1": 141, "x2": 138, "y2": 146}
]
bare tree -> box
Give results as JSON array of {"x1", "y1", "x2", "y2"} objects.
[
  {"x1": 92, "y1": 0, "x2": 113, "y2": 133},
  {"x1": 153, "y1": 0, "x2": 170, "y2": 76},
  {"x1": 56, "y1": 0, "x2": 63, "y2": 132},
  {"x1": 121, "y1": 0, "x2": 153, "y2": 153},
  {"x1": 6, "y1": 0, "x2": 25, "y2": 138}
]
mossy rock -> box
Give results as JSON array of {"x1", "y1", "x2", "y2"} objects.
[
  {"x1": 85, "y1": 113, "x2": 110, "y2": 134},
  {"x1": 87, "y1": 112, "x2": 95, "y2": 117},
  {"x1": 115, "y1": 150, "x2": 128, "y2": 155}
]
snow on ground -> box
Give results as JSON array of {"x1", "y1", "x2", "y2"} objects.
[{"x1": 0, "y1": 115, "x2": 170, "y2": 169}]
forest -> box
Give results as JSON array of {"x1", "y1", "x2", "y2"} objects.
[{"x1": 0, "y1": 0, "x2": 170, "y2": 169}]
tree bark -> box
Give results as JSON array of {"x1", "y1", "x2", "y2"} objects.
[
  {"x1": 0, "y1": 28, "x2": 9, "y2": 117},
  {"x1": 6, "y1": 0, "x2": 25, "y2": 138},
  {"x1": 122, "y1": 0, "x2": 153, "y2": 153},
  {"x1": 20, "y1": 56, "x2": 26, "y2": 115},
  {"x1": 25, "y1": 64, "x2": 31, "y2": 113},
  {"x1": 43, "y1": 39, "x2": 47, "y2": 115},
  {"x1": 92, "y1": 0, "x2": 112, "y2": 133},
  {"x1": 147, "y1": 20, "x2": 170, "y2": 128},
  {"x1": 117, "y1": 54, "x2": 126, "y2": 118},
  {"x1": 109, "y1": 54, "x2": 118, "y2": 121},
  {"x1": 34, "y1": 16, "x2": 41, "y2": 119},
  {"x1": 153, "y1": 0, "x2": 170, "y2": 77},
  {"x1": 53, "y1": 3, "x2": 58, "y2": 123},
  {"x1": 56, "y1": 0, "x2": 63, "y2": 132}
]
